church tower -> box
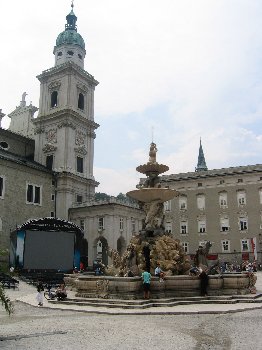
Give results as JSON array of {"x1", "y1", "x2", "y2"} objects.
[
  {"x1": 195, "y1": 138, "x2": 208, "y2": 172},
  {"x1": 33, "y1": 3, "x2": 99, "y2": 219}
]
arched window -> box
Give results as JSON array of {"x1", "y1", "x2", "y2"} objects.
[
  {"x1": 51, "y1": 91, "x2": 58, "y2": 108},
  {"x1": 197, "y1": 194, "x2": 205, "y2": 210},
  {"x1": 219, "y1": 191, "x2": 228, "y2": 208},
  {"x1": 220, "y1": 216, "x2": 230, "y2": 232},
  {"x1": 94, "y1": 237, "x2": 108, "y2": 266},
  {"x1": 78, "y1": 93, "x2": 84, "y2": 110},
  {"x1": 237, "y1": 190, "x2": 246, "y2": 206},
  {"x1": 179, "y1": 195, "x2": 187, "y2": 210}
]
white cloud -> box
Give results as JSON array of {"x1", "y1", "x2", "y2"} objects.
[
  {"x1": 94, "y1": 167, "x2": 140, "y2": 196},
  {"x1": 2, "y1": 1, "x2": 262, "y2": 194}
]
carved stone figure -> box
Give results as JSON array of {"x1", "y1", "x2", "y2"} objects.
[
  {"x1": 143, "y1": 200, "x2": 164, "y2": 230},
  {"x1": 96, "y1": 279, "x2": 109, "y2": 298},
  {"x1": 248, "y1": 272, "x2": 257, "y2": 293},
  {"x1": 46, "y1": 128, "x2": 57, "y2": 143},
  {"x1": 75, "y1": 130, "x2": 85, "y2": 145},
  {"x1": 108, "y1": 248, "x2": 121, "y2": 269},
  {"x1": 194, "y1": 241, "x2": 212, "y2": 267},
  {"x1": 143, "y1": 172, "x2": 161, "y2": 188},
  {"x1": 22, "y1": 92, "x2": 27, "y2": 102},
  {"x1": 142, "y1": 242, "x2": 151, "y2": 271},
  {"x1": 148, "y1": 142, "x2": 157, "y2": 163}
]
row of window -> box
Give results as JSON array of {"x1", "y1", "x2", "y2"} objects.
[
  {"x1": 1, "y1": 174, "x2": 85, "y2": 208},
  {"x1": 46, "y1": 155, "x2": 84, "y2": 173},
  {"x1": 57, "y1": 50, "x2": 83, "y2": 60},
  {"x1": 166, "y1": 216, "x2": 251, "y2": 235},
  {"x1": 87, "y1": 217, "x2": 137, "y2": 232},
  {"x1": 0, "y1": 176, "x2": 55, "y2": 207},
  {"x1": 164, "y1": 189, "x2": 262, "y2": 211},
  {"x1": 197, "y1": 177, "x2": 262, "y2": 187},
  {"x1": 51, "y1": 90, "x2": 85, "y2": 110},
  {"x1": 182, "y1": 239, "x2": 252, "y2": 254}
]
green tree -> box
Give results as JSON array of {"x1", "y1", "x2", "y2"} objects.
[
  {"x1": 0, "y1": 249, "x2": 14, "y2": 315},
  {"x1": 0, "y1": 286, "x2": 13, "y2": 315},
  {"x1": 95, "y1": 192, "x2": 111, "y2": 201}
]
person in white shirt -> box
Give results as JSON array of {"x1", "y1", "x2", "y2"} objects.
[{"x1": 155, "y1": 263, "x2": 165, "y2": 282}]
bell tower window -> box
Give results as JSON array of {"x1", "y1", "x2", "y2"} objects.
[
  {"x1": 46, "y1": 155, "x2": 54, "y2": 170},
  {"x1": 51, "y1": 91, "x2": 58, "y2": 108},
  {"x1": 78, "y1": 93, "x2": 84, "y2": 110},
  {"x1": 77, "y1": 156, "x2": 84, "y2": 173}
]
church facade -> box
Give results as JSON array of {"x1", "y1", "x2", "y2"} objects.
[
  {"x1": 1, "y1": 5, "x2": 262, "y2": 268},
  {"x1": 0, "y1": 5, "x2": 143, "y2": 267}
]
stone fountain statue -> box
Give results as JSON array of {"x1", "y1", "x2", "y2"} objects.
[
  {"x1": 66, "y1": 142, "x2": 256, "y2": 299},
  {"x1": 128, "y1": 142, "x2": 177, "y2": 235},
  {"x1": 105, "y1": 142, "x2": 191, "y2": 277}
]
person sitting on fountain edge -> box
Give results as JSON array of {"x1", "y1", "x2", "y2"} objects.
[{"x1": 155, "y1": 263, "x2": 165, "y2": 282}]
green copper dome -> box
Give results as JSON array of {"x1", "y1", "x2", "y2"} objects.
[
  {"x1": 56, "y1": 30, "x2": 85, "y2": 50},
  {"x1": 55, "y1": 6, "x2": 85, "y2": 50}
]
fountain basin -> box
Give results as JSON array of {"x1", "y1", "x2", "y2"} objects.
[{"x1": 65, "y1": 273, "x2": 255, "y2": 299}]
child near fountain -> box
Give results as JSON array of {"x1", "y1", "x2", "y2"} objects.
[{"x1": 142, "y1": 269, "x2": 151, "y2": 299}]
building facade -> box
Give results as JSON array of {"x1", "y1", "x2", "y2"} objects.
[
  {"x1": 0, "y1": 130, "x2": 55, "y2": 250},
  {"x1": 1, "y1": 5, "x2": 261, "y2": 268},
  {"x1": 161, "y1": 147, "x2": 262, "y2": 264},
  {"x1": 69, "y1": 198, "x2": 143, "y2": 267},
  {"x1": 0, "y1": 5, "x2": 143, "y2": 267}
]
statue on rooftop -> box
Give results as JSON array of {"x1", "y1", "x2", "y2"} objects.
[{"x1": 20, "y1": 92, "x2": 27, "y2": 107}]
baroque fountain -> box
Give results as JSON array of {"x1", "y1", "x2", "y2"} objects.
[{"x1": 64, "y1": 143, "x2": 257, "y2": 299}]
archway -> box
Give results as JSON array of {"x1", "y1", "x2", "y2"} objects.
[{"x1": 93, "y1": 236, "x2": 108, "y2": 266}]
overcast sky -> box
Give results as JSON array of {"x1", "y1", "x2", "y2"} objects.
[{"x1": 2, "y1": 0, "x2": 262, "y2": 195}]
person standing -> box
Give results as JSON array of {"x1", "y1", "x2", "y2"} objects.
[
  {"x1": 36, "y1": 281, "x2": 44, "y2": 306},
  {"x1": 199, "y1": 268, "x2": 209, "y2": 296},
  {"x1": 142, "y1": 269, "x2": 151, "y2": 299}
]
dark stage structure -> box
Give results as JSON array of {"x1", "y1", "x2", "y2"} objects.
[{"x1": 10, "y1": 218, "x2": 84, "y2": 272}]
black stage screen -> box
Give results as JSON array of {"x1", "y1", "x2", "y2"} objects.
[{"x1": 23, "y1": 230, "x2": 75, "y2": 270}]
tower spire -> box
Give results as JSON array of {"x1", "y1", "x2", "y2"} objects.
[
  {"x1": 65, "y1": 1, "x2": 77, "y2": 31},
  {"x1": 195, "y1": 138, "x2": 208, "y2": 172}
]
